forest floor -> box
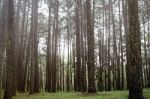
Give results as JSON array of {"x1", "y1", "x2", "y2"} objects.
[{"x1": 10, "y1": 89, "x2": 150, "y2": 99}]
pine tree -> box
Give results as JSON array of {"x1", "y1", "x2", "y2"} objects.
[
  {"x1": 86, "y1": 0, "x2": 96, "y2": 93},
  {"x1": 127, "y1": 0, "x2": 144, "y2": 98},
  {"x1": 4, "y1": 0, "x2": 16, "y2": 98}
]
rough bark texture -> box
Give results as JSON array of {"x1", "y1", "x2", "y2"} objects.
[
  {"x1": 4, "y1": 0, "x2": 15, "y2": 98},
  {"x1": 86, "y1": 0, "x2": 96, "y2": 93},
  {"x1": 127, "y1": 0, "x2": 144, "y2": 99}
]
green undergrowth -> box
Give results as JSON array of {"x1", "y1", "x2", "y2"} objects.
[{"x1": 9, "y1": 89, "x2": 150, "y2": 99}]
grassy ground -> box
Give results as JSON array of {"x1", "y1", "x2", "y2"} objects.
[{"x1": 11, "y1": 89, "x2": 150, "y2": 99}]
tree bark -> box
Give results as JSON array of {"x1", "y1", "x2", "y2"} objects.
[
  {"x1": 127, "y1": 0, "x2": 144, "y2": 98},
  {"x1": 86, "y1": 0, "x2": 96, "y2": 93},
  {"x1": 46, "y1": 0, "x2": 52, "y2": 92},
  {"x1": 0, "y1": 0, "x2": 7, "y2": 95},
  {"x1": 4, "y1": 0, "x2": 16, "y2": 98},
  {"x1": 30, "y1": 0, "x2": 39, "y2": 94},
  {"x1": 75, "y1": 0, "x2": 81, "y2": 92}
]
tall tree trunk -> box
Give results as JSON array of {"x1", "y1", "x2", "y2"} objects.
[
  {"x1": 46, "y1": 0, "x2": 52, "y2": 92},
  {"x1": 142, "y1": 7, "x2": 148, "y2": 87},
  {"x1": 15, "y1": 0, "x2": 21, "y2": 94},
  {"x1": 86, "y1": 0, "x2": 96, "y2": 93},
  {"x1": 4, "y1": 0, "x2": 16, "y2": 98},
  {"x1": 110, "y1": 0, "x2": 117, "y2": 90},
  {"x1": 118, "y1": 0, "x2": 122, "y2": 90},
  {"x1": 0, "y1": 0, "x2": 7, "y2": 95},
  {"x1": 66, "y1": 1, "x2": 71, "y2": 91},
  {"x1": 122, "y1": 0, "x2": 129, "y2": 89},
  {"x1": 81, "y1": 0, "x2": 87, "y2": 92},
  {"x1": 21, "y1": 0, "x2": 29, "y2": 92},
  {"x1": 30, "y1": 0, "x2": 39, "y2": 94},
  {"x1": 75, "y1": 0, "x2": 81, "y2": 92},
  {"x1": 52, "y1": 0, "x2": 59, "y2": 92},
  {"x1": 145, "y1": 0, "x2": 150, "y2": 87},
  {"x1": 62, "y1": 42, "x2": 65, "y2": 91},
  {"x1": 119, "y1": 0, "x2": 124, "y2": 90},
  {"x1": 107, "y1": 1, "x2": 111, "y2": 91},
  {"x1": 17, "y1": 0, "x2": 28, "y2": 92},
  {"x1": 127, "y1": 0, "x2": 144, "y2": 98},
  {"x1": 97, "y1": 30, "x2": 103, "y2": 91}
]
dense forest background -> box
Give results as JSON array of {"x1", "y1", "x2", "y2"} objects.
[{"x1": 0, "y1": 0, "x2": 150, "y2": 99}]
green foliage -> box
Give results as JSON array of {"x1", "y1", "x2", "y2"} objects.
[{"x1": 12, "y1": 89, "x2": 150, "y2": 99}]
